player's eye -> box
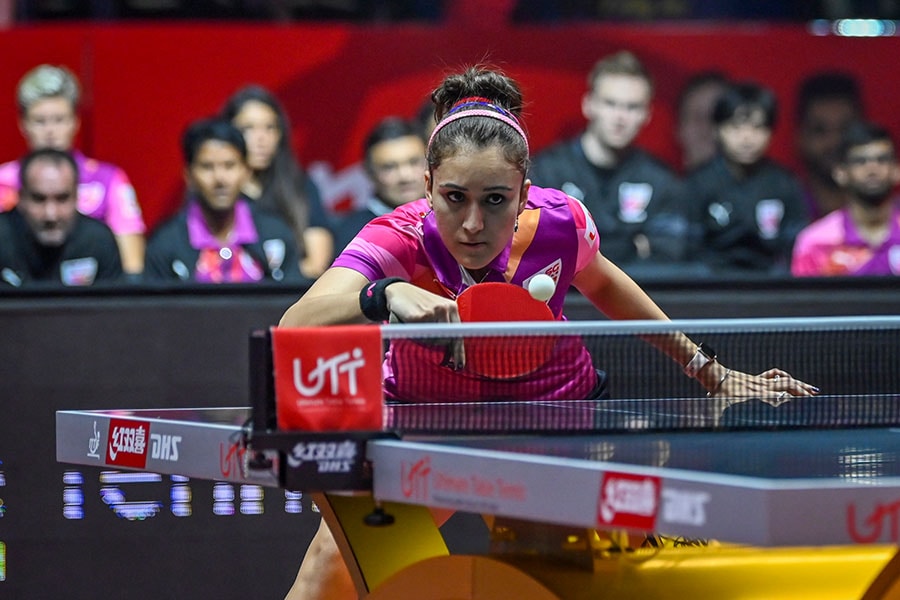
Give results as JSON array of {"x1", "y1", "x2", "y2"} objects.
[
  {"x1": 484, "y1": 194, "x2": 507, "y2": 206},
  {"x1": 445, "y1": 191, "x2": 465, "y2": 203}
]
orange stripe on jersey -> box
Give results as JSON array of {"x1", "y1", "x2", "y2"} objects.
[{"x1": 505, "y1": 207, "x2": 541, "y2": 280}]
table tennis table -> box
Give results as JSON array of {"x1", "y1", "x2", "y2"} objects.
[
  {"x1": 56, "y1": 394, "x2": 900, "y2": 599},
  {"x1": 56, "y1": 318, "x2": 900, "y2": 598}
]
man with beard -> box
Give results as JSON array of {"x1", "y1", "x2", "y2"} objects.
[
  {"x1": 143, "y1": 118, "x2": 301, "y2": 283},
  {"x1": 0, "y1": 148, "x2": 122, "y2": 287},
  {"x1": 792, "y1": 121, "x2": 900, "y2": 276}
]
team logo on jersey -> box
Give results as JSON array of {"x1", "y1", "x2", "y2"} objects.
[
  {"x1": 78, "y1": 181, "x2": 105, "y2": 215},
  {"x1": 618, "y1": 182, "x2": 652, "y2": 223},
  {"x1": 523, "y1": 259, "x2": 562, "y2": 288},
  {"x1": 263, "y1": 238, "x2": 287, "y2": 281},
  {"x1": 889, "y1": 245, "x2": 900, "y2": 274},
  {"x1": 756, "y1": 199, "x2": 784, "y2": 240},
  {"x1": 60, "y1": 257, "x2": 99, "y2": 286}
]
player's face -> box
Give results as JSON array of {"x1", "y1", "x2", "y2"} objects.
[
  {"x1": 367, "y1": 135, "x2": 426, "y2": 208},
  {"x1": 186, "y1": 140, "x2": 249, "y2": 213},
  {"x1": 18, "y1": 159, "x2": 79, "y2": 247},
  {"x1": 797, "y1": 98, "x2": 859, "y2": 181},
  {"x1": 835, "y1": 140, "x2": 900, "y2": 205},
  {"x1": 19, "y1": 97, "x2": 79, "y2": 151},
  {"x1": 718, "y1": 109, "x2": 772, "y2": 167},
  {"x1": 583, "y1": 74, "x2": 651, "y2": 150},
  {"x1": 231, "y1": 100, "x2": 281, "y2": 172},
  {"x1": 426, "y1": 146, "x2": 529, "y2": 274}
]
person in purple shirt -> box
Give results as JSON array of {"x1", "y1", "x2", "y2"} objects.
[
  {"x1": 279, "y1": 66, "x2": 817, "y2": 600},
  {"x1": 792, "y1": 121, "x2": 900, "y2": 276},
  {"x1": 0, "y1": 64, "x2": 146, "y2": 276},
  {"x1": 144, "y1": 118, "x2": 301, "y2": 284}
]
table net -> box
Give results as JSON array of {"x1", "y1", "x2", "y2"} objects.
[{"x1": 376, "y1": 316, "x2": 900, "y2": 434}]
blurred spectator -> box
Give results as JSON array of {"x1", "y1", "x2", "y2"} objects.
[
  {"x1": 143, "y1": 118, "x2": 301, "y2": 284},
  {"x1": 685, "y1": 82, "x2": 808, "y2": 274},
  {"x1": 529, "y1": 50, "x2": 689, "y2": 271},
  {"x1": 676, "y1": 70, "x2": 730, "y2": 172},
  {"x1": 792, "y1": 120, "x2": 900, "y2": 276},
  {"x1": 0, "y1": 148, "x2": 122, "y2": 287},
  {"x1": 332, "y1": 116, "x2": 426, "y2": 252},
  {"x1": 221, "y1": 84, "x2": 333, "y2": 278},
  {"x1": 0, "y1": 64, "x2": 146, "y2": 275},
  {"x1": 794, "y1": 71, "x2": 865, "y2": 219}
]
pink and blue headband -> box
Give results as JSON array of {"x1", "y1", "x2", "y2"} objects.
[{"x1": 427, "y1": 97, "x2": 529, "y2": 156}]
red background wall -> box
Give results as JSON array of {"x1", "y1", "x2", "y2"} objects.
[{"x1": 0, "y1": 22, "x2": 897, "y2": 229}]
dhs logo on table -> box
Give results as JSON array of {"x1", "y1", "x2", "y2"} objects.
[
  {"x1": 106, "y1": 419, "x2": 151, "y2": 469},
  {"x1": 287, "y1": 440, "x2": 358, "y2": 474},
  {"x1": 597, "y1": 471, "x2": 660, "y2": 531},
  {"x1": 272, "y1": 326, "x2": 385, "y2": 431},
  {"x1": 105, "y1": 419, "x2": 182, "y2": 468}
]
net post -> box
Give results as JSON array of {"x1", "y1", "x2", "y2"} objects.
[{"x1": 249, "y1": 327, "x2": 276, "y2": 432}]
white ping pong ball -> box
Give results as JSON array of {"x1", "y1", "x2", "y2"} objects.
[{"x1": 527, "y1": 274, "x2": 556, "y2": 302}]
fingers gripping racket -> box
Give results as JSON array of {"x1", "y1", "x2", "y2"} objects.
[{"x1": 452, "y1": 282, "x2": 557, "y2": 379}]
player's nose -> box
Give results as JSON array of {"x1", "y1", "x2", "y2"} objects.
[{"x1": 461, "y1": 203, "x2": 484, "y2": 232}]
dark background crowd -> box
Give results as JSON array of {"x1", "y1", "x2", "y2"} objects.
[{"x1": 1, "y1": 2, "x2": 899, "y2": 290}]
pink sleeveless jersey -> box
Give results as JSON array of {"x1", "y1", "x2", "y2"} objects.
[{"x1": 333, "y1": 186, "x2": 602, "y2": 403}]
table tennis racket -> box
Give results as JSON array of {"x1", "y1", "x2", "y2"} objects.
[{"x1": 454, "y1": 282, "x2": 557, "y2": 380}]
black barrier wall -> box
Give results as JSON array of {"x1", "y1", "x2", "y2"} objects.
[
  {"x1": 0, "y1": 290, "x2": 315, "y2": 598},
  {"x1": 0, "y1": 278, "x2": 897, "y2": 598}
]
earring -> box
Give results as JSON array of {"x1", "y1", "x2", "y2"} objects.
[{"x1": 514, "y1": 216, "x2": 519, "y2": 233}]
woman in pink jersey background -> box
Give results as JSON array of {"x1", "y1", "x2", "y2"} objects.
[
  {"x1": 0, "y1": 64, "x2": 146, "y2": 275},
  {"x1": 279, "y1": 66, "x2": 817, "y2": 600}
]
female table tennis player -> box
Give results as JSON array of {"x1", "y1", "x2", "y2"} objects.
[{"x1": 279, "y1": 66, "x2": 817, "y2": 600}]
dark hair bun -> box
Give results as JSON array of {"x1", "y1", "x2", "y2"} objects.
[{"x1": 431, "y1": 66, "x2": 523, "y2": 122}]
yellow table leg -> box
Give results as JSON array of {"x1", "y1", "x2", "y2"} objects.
[{"x1": 313, "y1": 492, "x2": 450, "y2": 595}]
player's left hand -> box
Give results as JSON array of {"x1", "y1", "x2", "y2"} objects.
[{"x1": 707, "y1": 365, "x2": 819, "y2": 407}]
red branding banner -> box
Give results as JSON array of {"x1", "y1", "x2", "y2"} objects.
[
  {"x1": 597, "y1": 471, "x2": 660, "y2": 531},
  {"x1": 272, "y1": 326, "x2": 384, "y2": 431},
  {"x1": 106, "y1": 418, "x2": 151, "y2": 469}
]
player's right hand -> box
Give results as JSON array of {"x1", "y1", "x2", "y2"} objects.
[
  {"x1": 385, "y1": 282, "x2": 460, "y2": 324},
  {"x1": 385, "y1": 283, "x2": 466, "y2": 369}
]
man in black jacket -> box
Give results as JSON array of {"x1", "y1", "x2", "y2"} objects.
[
  {"x1": 0, "y1": 148, "x2": 122, "y2": 287},
  {"x1": 684, "y1": 82, "x2": 809, "y2": 274},
  {"x1": 332, "y1": 116, "x2": 426, "y2": 252},
  {"x1": 144, "y1": 118, "x2": 301, "y2": 284},
  {"x1": 529, "y1": 51, "x2": 690, "y2": 273}
]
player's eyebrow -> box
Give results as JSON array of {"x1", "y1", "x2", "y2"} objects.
[{"x1": 438, "y1": 183, "x2": 514, "y2": 192}]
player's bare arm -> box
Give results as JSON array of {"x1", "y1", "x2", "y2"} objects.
[
  {"x1": 574, "y1": 252, "x2": 817, "y2": 403},
  {"x1": 280, "y1": 267, "x2": 372, "y2": 326}
]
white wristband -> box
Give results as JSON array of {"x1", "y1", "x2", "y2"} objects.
[{"x1": 684, "y1": 343, "x2": 716, "y2": 378}]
